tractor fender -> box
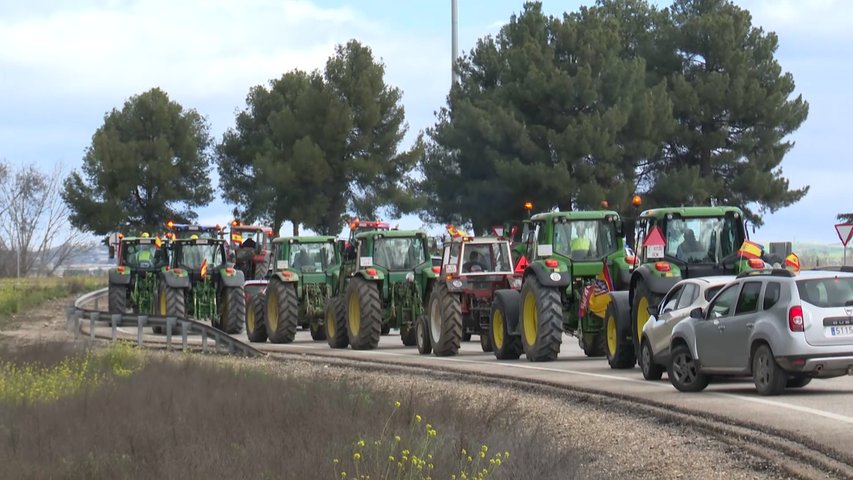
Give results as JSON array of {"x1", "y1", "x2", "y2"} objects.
[
  {"x1": 219, "y1": 267, "x2": 245, "y2": 287},
  {"x1": 631, "y1": 265, "x2": 679, "y2": 297},
  {"x1": 272, "y1": 271, "x2": 300, "y2": 284},
  {"x1": 526, "y1": 262, "x2": 571, "y2": 288},
  {"x1": 494, "y1": 289, "x2": 521, "y2": 334},
  {"x1": 109, "y1": 269, "x2": 132, "y2": 286},
  {"x1": 607, "y1": 290, "x2": 633, "y2": 340},
  {"x1": 354, "y1": 269, "x2": 384, "y2": 281},
  {"x1": 161, "y1": 271, "x2": 190, "y2": 289}
]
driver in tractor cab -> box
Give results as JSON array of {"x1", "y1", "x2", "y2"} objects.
[
  {"x1": 463, "y1": 249, "x2": 488, "y2": 273},
  {"x1": 677, "y1": 228, "x2": 703, "y2": 260},
  {"x1": 571, "y1": 224, "x2": 593, "y2": 256}
]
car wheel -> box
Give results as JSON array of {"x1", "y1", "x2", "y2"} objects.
[
  {"x1": 640, "y1": 339, "x2": 664, "y2": 381},
  {"x1": 668, "y1": 344, "x2": 708, "y2": 392},
  {"x1": 752, "y1": 344, "x2": 788, "y2": 396}
]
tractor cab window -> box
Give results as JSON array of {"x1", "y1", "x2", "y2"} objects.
[
  {"x1": 460, "y1": 242, "x2": 513, "y2": 274},
  {"x1": 290, "y1": 242, "x2": 335, "y2": 272},
  {"x1": 447, "y1": 242, "x2": 461, "y2": 268},
  {"x1": 123, "y1": 243, "x2": 165, "y2": 269},
  {"x1": 374, "y1": 237, "x2": 427, "y2": 271},
  {"x1": 177, "y1": 242, "x2": 225, "y2": 270},
  {"x1": 553, "y1": 220, "x2": 617, "y2": 261},
  {"x1": 664, "y1": 216, "x2": 743, "y2": 264},
  {"x1": 234, "y1": 230, "x2": 261, "y2": 251}
]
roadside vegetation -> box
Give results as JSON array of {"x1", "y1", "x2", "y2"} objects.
[
  {"x1": 0, "y1": 341, "x2": 579, "y2": 479},
  {"x1": 0, "y1": 276, "x2": 105, "y2": 328}
]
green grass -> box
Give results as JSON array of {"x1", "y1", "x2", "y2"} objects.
[{"x1": 0, "y1": 276, "x2": 105, "y2": 328}]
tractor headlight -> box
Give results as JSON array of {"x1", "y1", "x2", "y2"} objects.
[
  {"x1": 405, "y1": 272, "x2": 415, "y2": 283},
  {"x1": 451, "y1": 280, "x2": 463, "y2": 289}
]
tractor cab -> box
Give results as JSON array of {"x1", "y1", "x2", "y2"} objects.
[
  {"x1": 117, "y1": 235, "x2": 168, "y2": 271},
  {"x1": 171, "y1": 236, "x2": 229, "y2": 279},
  {"x1": 228, "y1": 221, "x2": 274, "y2": 280},
  {"x1": 441, "y1": 234, "x2": 516, "y2": 282}
]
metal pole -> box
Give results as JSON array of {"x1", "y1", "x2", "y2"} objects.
[{"x1": 451, "y1": 0, "x2": 458, "y2": 84}]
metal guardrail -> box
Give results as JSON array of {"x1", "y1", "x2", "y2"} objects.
[{"x1": 67, "y1": 288, "x2": 264, "y2": 357}]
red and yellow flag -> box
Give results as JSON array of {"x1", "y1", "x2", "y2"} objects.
[
  {"x1": 737, "y1": 240, "x2": 763, "y2": 260},
  {"x1": 200, "y1": 258, "x2": 208, "y2": 278},
  {"x1": 231, "y1": 232, "x2": 243, "y2": 244},
  {"x1": 154, "y1": 235, "x2": 162, "y2": 248},
  {"x1": 785, "y1": 253, "x2": 801, "y2": 273}
]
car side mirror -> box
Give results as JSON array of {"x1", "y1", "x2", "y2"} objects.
[{"x1": 689, "y1": 307, "x2": 704, "y2": 319}]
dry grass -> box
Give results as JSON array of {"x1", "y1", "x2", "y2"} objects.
[
  {"x1": 0, "y1": 276, "x2": 105, "y2": 329},
  {"x1": 0, "y1": 342, "x2": 582, "y2": 480}
]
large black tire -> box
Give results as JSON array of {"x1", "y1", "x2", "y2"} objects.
[
  {"x1": 427, "y1": 283, "x2": 462, "y2": 356},
  {"x1": 246, "y1": 294, "x2": 268, "y2": 342},
  {"x1": 309, "y1": 317, "x2": 326, "y2": 341},
  {"x1": 254, "y1": 260, "x2": 269, "y2": 280},
  {"x1": 580, "y1": 334, "x2": 605, "y2": 357},
  {"x1": 752, "y1": 344, "x2": 788, "y2": 396},
  {"x1": 325, "y1": 297, "x2": 348, "y2": 348},
  {"x1": 400, "y1": 322, "x2": 417, "y2": 346},
  {"x1": 639, "y1": 338, "x2": 664, "y2": 380},
  {"x1": 266, "y1": 279, "x2": 299, "y2": 343},
  {"x1": 156, "y1": 283, "x2": 186, "y2": 334},
  {"x1": 219, "y1": 286, "x2": 245, "y2": 334},
  {"x1": 480, "y1": 332, "x2": 493, "y2": 352},
  {"x1": 462, "y1": 333, "x2": 472, "y2": 342},
  {"x1": 490, "y1": 291, "x2": 522, "y2": 360},
  {"x1": 346, "y1": 278, "x2": 382, "y2": 350},
  {"x1": 519, "y1": 276, "x2": 562, "y2": 362},
  {"x1": 381, "y1": 323, "x2": 392, "y2": 335},
  {"x1": 668, "y1": 343, "x2": 709, "y2": 392},
  {"x1": 108, "y1": 284, "x2": 128, "y2": 314},
  {"x1": 604, "y1": 300, "x2": 637, "y2": 369},
  {"x1": 416, "y1": 315, "x2": 432, "y2": 355},
  {"x1": 632, "y1": 280, "x2": 661, "y2": 353}
]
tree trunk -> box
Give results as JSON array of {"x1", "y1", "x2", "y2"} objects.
[{"x1": 292, "y1": 223, "x2": 299, "y2": 236}]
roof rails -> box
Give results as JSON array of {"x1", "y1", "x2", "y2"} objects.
[{"x1": 735, "y1": 268, "x2": 795, "y2": 279}]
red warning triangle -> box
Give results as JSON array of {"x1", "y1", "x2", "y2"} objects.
[
  {"x1": 643, "y1": 226, "x2": 666, "y2": 247},
  {"x1": 514, "y1": 256, "x2": 529, "y2": 273}
]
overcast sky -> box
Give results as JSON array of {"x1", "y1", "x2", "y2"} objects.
[{"x1": 1, "y1": 0, "x2": 850, "y2": 244}]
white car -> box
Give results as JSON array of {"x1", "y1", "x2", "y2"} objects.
[{"x1": 639, "y1": 276, "x2": 736, "y2": 380}]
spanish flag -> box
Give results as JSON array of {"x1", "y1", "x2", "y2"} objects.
[
  {"x1": 154, "y1": 235, "x2": 162, "y2": 248},
  {"x1": 446, "y1": 224, "x2": 466, "y2": 238},
  {"x1": 200, "y1": 258, "x2": 208, "y2": 278},
  {"x1": 231, "y1": 232, "x2": 243, "y2": 244},
  {"x1": 737, "y1": 240, "x2": 763, "y2": 260},
  {"x1": 588, "y1": 258, "x2": 614, "y2": 318},
  {"x1": 785, "y1": 253, "x2": 800, "y2": 273}
]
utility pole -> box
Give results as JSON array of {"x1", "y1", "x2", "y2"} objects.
[{"x1": 451, "y1": 0, "x2": 458, "y2": 84}]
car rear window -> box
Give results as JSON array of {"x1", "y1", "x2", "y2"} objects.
[
  {"x1": 796, "y1": 277, "x2": 853, "y2": 308},
  {"x1": 704, "y1": 285, "x2": 724, "y2": 302}
]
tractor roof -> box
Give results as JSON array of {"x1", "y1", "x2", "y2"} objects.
[
  {"x1": 172, "y1": 237, "x2": 225, "y2": 245},
  {"x1": 640, "y1": 206, "x2": 744, "y2": 219},
  {"x1": 272, "y1": 235, "x2": 337, "y2": 244},
  {"x1": 530, "y1": 210, "x2": 620, "y2": 222},
  {"x1": 231, "y1": 225, "x2": 272, "y2": 233},
  {"x1": 120, "y1": 237, "x2": 158, "y2": 244},
  {"x1": 447, "y1": 236, "x2": 509, "y2": 246},
  {"x1": 354, "y1": 229, "x2": 425, "y2": 240}
]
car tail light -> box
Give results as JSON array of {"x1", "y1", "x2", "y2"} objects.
[
  {"x1": 366, "y1": 268, "x2": 378, "y2": 276},
  {"x1": 544, "y1": 259, "x2": 559, "y2": 268},
  {"x1": 748, "y1": 258, "x2": 765, "y2": 269},
  {"x1": 788, "y1": 305, "x2": 804, "y2": 332},
  {"x1": 655, "y1": 262, "x2": 671, "y2": 272},
  {"x1": 431, "y1": 266, "x2": 441, "y2": 273}
]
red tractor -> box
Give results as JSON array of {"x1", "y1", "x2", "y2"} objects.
[
  {"x1": 417, "y1": 229, "x2": 522, "y2": 356},
  {"x1": 228, "y1": 220, "x2": 274, "y2": 280}
]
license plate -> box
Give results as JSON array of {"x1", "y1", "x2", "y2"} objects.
[{"x1": 827, "y1": 326, "x2": 853, "y2": 337}]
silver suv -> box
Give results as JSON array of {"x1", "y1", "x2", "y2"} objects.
[{"x1": 669, "y1": 269, "x2": 853, "y2": 395}]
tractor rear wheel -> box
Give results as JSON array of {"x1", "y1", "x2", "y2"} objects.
[
  {"x1": 604, "y1": 300, "x2": 636, "y2": 369},
  {"x1": 416, "y1": 315, "x2": 431, "y2": 354},
  {"x1": 580, "y1": 333, "x2": 606, "y2": 357},
  {"x1": 246, "y1": 294, "x2": 267, "y2": 342},
  {"x1": 325, "y1": 297, "x2": 348, "y2": 348},
  {"x1": 219, "y1": 286, "x2": 245, "y2": 334},
  {"x1": 346, "y1": 278, "x2": 382, "y2": 350},
  {"x1": 490, "y1": 291, "x2": 522, "y2": 360},
  {"x1": 309, "y1": 317, "x2": 326, "y2": 341},
  {"x1": 254, "y1": 260, "x2": 270, "y2": 280},
  {"x1": 381, "y1": 323, "x2": 392, "y2": 335},
  {"x1": 427, "y1": 283, "x2": 462, "y2": 356},
  {"x1": 519, "y1": 276, "x2": 562, "y2": 362},
  {"x1": 462, "y1": 333, "x2": 472, "y2": 342},
  {"x1": 108, "y1": 284, "x2": 127, "y2": 314},
  {"x1": 266, "y1": 280, "x2": 298, "y2": 343}
]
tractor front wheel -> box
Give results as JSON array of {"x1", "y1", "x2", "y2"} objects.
[
  {"x1": 309, "y1": 317, "x2": 326, "y2": 341},
  {"x1": 266, "y1": 280, "x2": 298, "y2": 343},
  {"x1": 325, "y1": 297, "x2": 348, "y2": 348},
  {"x1": 219, "y1": 286, "x2": 245, "y2": 334},
  {"x1": 246, "y1": 294, "x2": 267, "y2": 342},
  {"x1": 416, "y1": 315, "x2": 432, "y2": 355},
  {"x1": 428, "y1": 283, "x2": 463, "y2": 356},
  {"x1": 155, "y1": 283, "x2": 186, "y2": 334},
  {"x1": 580, "y1": 333, "x2": 606, "y2": 358},
  {"x1": 346, "y1": 278, "x2": 382, "y2": 350},
  {"x1": 519, "y1": 276, "x2": 562, "y2": 362},
  {"x1": 490, "y1": 291, "x2": 522, "y2": 360},
  {"x1": 480, "y1": 331, "x2": 493, "y2": 352},
  {"x1": 604, "y1": 300, "x2": 636, "y2": 369}
]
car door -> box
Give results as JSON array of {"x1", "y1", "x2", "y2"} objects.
[
  {"x1": 695, "y1": 283, "x2": 741, "y2": 369},
  {"x1": 650, "y1": 284, "x2": 684, "y2": 356},
  {"x1": 718, "y1": 281, "x2": 763, "y2": 371}
]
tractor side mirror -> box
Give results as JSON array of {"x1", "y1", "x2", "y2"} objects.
[
  {"x1": 616, "y1": 221, "x2": 624, "y2": 237},
  {"x1": 689, "y1": 307, "x2": 704, "y2": 319}
]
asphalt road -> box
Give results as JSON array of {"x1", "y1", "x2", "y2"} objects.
[{"x1": 105, "y1": 324, "x2": 853, "y2": 466}]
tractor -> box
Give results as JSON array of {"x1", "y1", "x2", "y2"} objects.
[
  {"x1": 107, "y1": 233, "x2": 169, "y2": 316},
  {"x1": 252, "y1": 235, "x2": 342, "y2": 343},
  {"x1": 228, "y1": 220, "x2": 274, "y2": 280},
  {"x1": 158, "y1": 225, "x2": 246, "y2": 334},
  {"x1": 489, "y1": 209, "x2": 634, "y2": 362},
  {"x1": 418, "y1": 231, "x2": 522, "y2": 356},
  {"x1": 604, "y1": 205, "x2": 770, "y2": 368},
  {"x1": 324, "y1": 220, "x2": 438, "y2": 350}
]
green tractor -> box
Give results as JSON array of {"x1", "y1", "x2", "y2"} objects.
[
  {"x1": 107, "y1": 233, "x2": 169, "y2": 315},
  {"x1": 489, "y1": 210, "x2": 634, "y2": 362},
  {"x1": 604, "y1": 205, "x2": 767, "y2": 368},
  {"x1": 324, "y1": 220, "x2": 438, "y2": 350},
  {"x1": 158, "y1": 229, "x2": 246, "y2": 334},
  {"x1": 255, "y1": 236, "x2": 342, "y2": 343}
]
